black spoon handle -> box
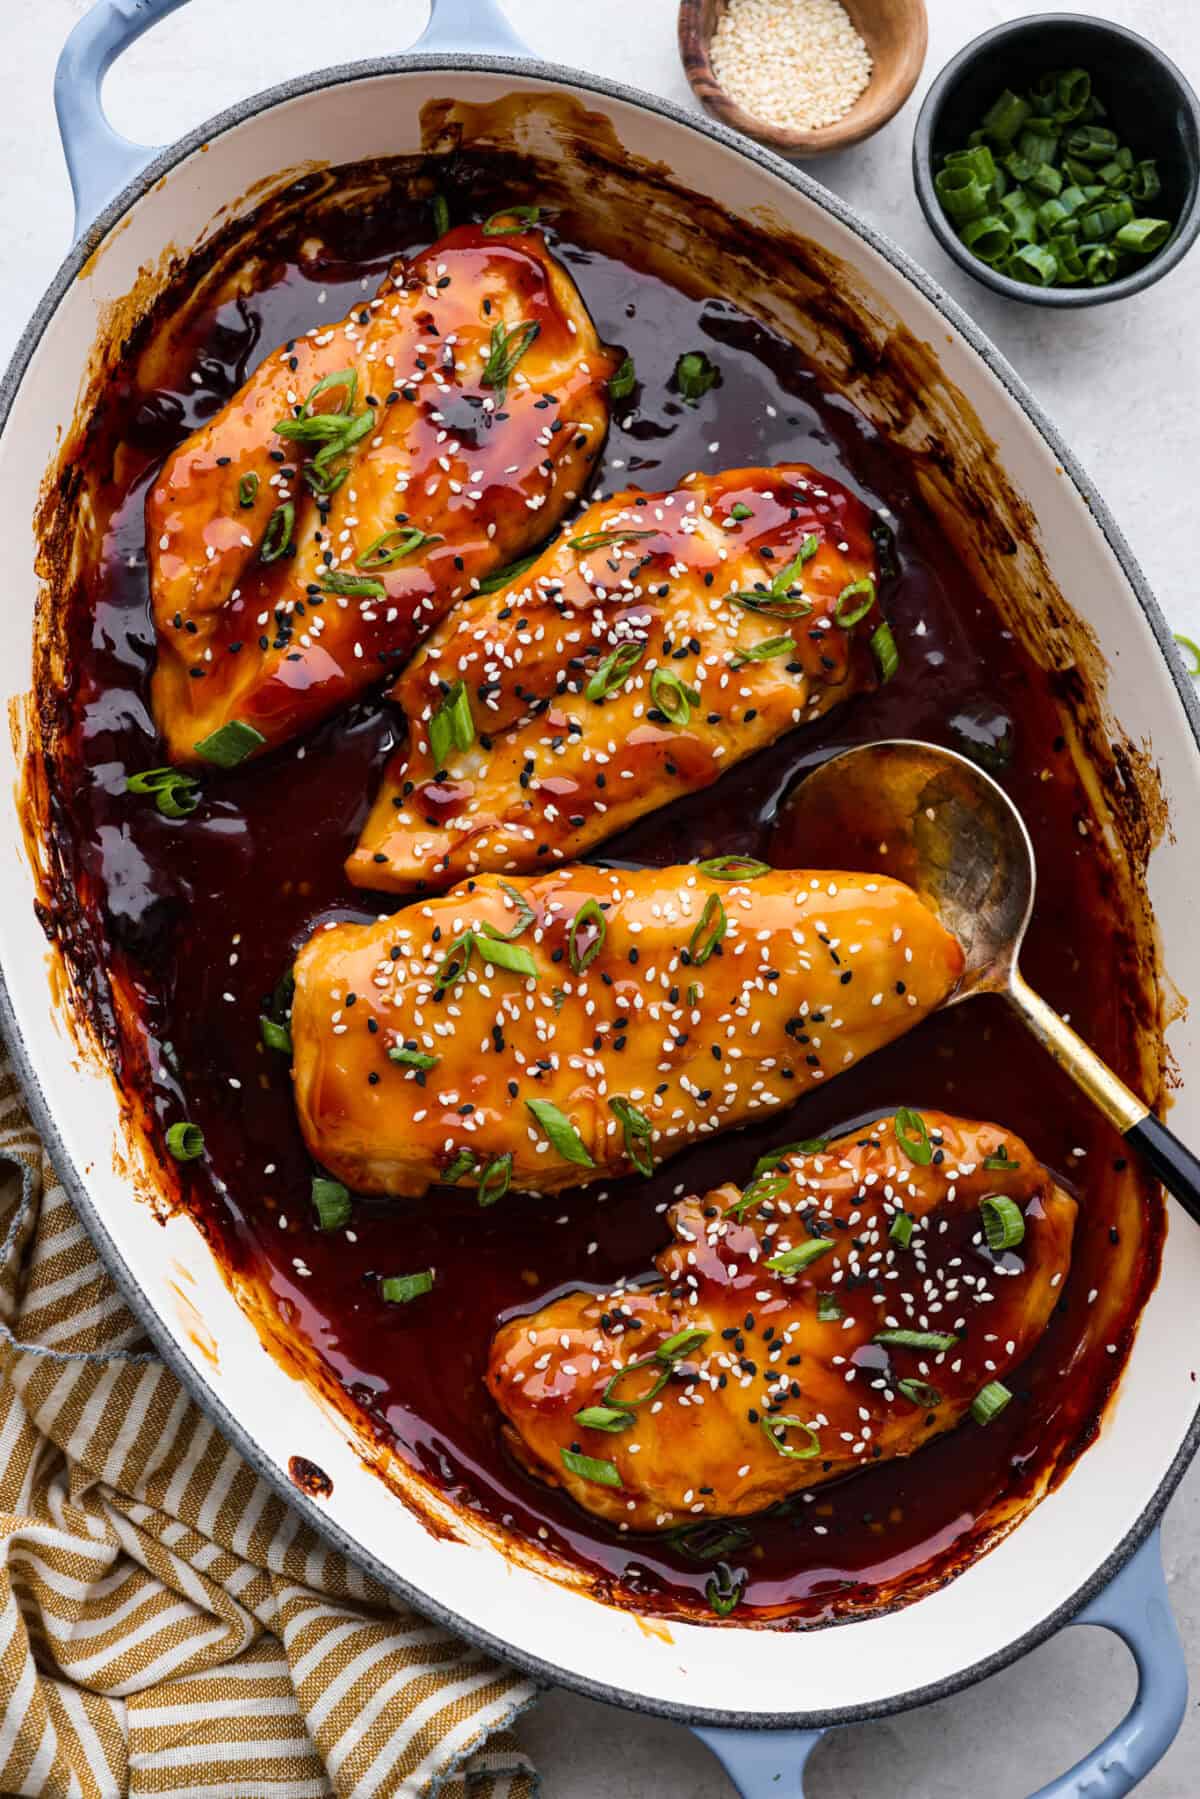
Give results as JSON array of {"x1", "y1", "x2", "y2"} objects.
[{"x1": 1007, "y1": 973, "x2": 1200, "y2": 1228}]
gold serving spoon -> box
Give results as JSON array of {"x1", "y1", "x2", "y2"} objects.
[{"x1": 770, "y1": 737, "x2": 1200, "y2": 1224}]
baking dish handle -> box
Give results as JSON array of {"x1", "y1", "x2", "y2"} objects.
[
  {"x1": 691, "y1": 1528, "x2": 1185, "y2": 1798},
  {"x1": 54, "y1": 0, "x2": 530, "y2": 243}
]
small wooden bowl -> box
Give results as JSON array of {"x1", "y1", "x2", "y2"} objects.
[{"x1": 679, "y1": 0, "x2": 928, "y2": 158}]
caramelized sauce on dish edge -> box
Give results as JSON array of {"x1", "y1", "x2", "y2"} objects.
[{"x1": 44, "y1": 174, "x2": 1159, "y2": 1625}]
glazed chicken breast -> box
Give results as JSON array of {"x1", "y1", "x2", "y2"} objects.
[
  {"x1": 347, "y1": 464, "x2": 885, "y2": 894},
  {"x1": 488, "y1": 1112, "x2": 1076, "y2": 1532},
  {"x1": 290, "y1": 862, "x2": 963, "y2": 1199},
  {"x1": 147, "y1": 223, "x2": 618, "y2": 765}
]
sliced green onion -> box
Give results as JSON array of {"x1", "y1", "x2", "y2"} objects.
[
  {"x1": 674, "y1": 350, "x2": 718, "y2": 402},
  {"x1": 429, "y1": 680, "x2": 475, "y2": 769},
  {"x1": 303, "y1": 368, "x2": 357, "y2": 414},
  {"x1": 1055, "y1": 69, "x2": 1091, "y2": 119},
  {"x1": 752, "y1": 1138, "x2": 828, "y2": 1179},
  {"x1": 304, "y1": 462, "x2": 350, "y2": 500},
  {"x1": 259, "y1": 502, "x2": 294, "y2": 562},
  {"x1": 765, "y1": 1239, "x2": 833, "y2": 1276},
  {"x1": 670, "y1": 1520, "x2": 754, "y2": 1562},
  {"x1": 834, "y1": 577, "x2": 876, "y2": 627},
  {"x1": 441, "y1": 1148, "x2": 478, "y2": 1184},
  {"x1": 312, "y1": 1176, "x2": 351, "y2": 1231},
  {"x1": 477, "y1": 1153, "x2": 513, "y2": 1208},
  {"x1": 731, "y1": 634, "x2": 795, "y2": 668},
  {"x1": 725, "y1": 1173, "x2": 789, "y2": 1222},
  {"x1": 490, "y1": 881, "x2": 535, "y2": 941},
  {"x1": 431, "y1": 192, "x2": 450, "y2": 236},
  {"x1": 687, "y1": 893, "x2": 726, "y2": 966},
  {"x1": 481, "y1": 204, "x2": 542, "y2": 235},
  {"x1": 1175, "y1": 634, "x2": 1200, "y2": 677},
  {"x1": 357, "y1": 527, "x2": 441, "y2": 569},
  {"x1": 603, "y1": 1355, "x2": 670, "y2": 1410},
  {"x1": 1016, "y1": 126, "x2": 1059, "y2": 168},
  {"x1": 1026, "y1": 161, "x2": 1063, "y2": 199},
  {"x1": 889, "y1": 1211, "x2": 914, "y2": 1249},
  {"x1": 319, "y1": 571, "x2": 386, "y2": 598},
  {"x1": 609, "y1": 354, "x2": 636, "y2": 401},
  {"x1": 260, "y1": 1016, "x2": 292, "y2": 1055},
  {"x1": 944, "y1": 143, "x2": 997, "y2": 187},
  {"x1": 476, "y1": 932, "x2": 538, "y2": 979},
  {"x1": 237, "y1": 471, "x2": 259, "y2": 508},
  {"x1": 817, "y1": 1291, "x2": 843, "y2": 1323},
  {"x1": 560, "y1": 1447, "x2": 621, "y2": 1487},
  {"x1": 585, "y1": 639, "x2": 645, "y2": 702},
  {"x1": 981, "y1": 89, "x2": 1030, "y2": 143},
  {"x1": 380, "y1": 1270, "x2": 434, "y2": 1304},
  {"x1": 935, "y1": 164, "x2": 989, "y2": 223},
  {"x1": 388, "y1": 1043, "x2": 439, "y2": 1070},
  {"x1": 125, "y1": 766, "x2": 201, "y2": 819},
  {"x1": 980, "y1": 1194, "x2": 1026, "y2": 1251},
  {"x1": 657, "y1": 1327, "x2": 709, "y2": 1361},
  {"x1": 433, "y1": 929, "x2": 475, "y2": 993},
  {"x1": 569, "y1": 528, "x2": 656, "y2": 553},
  {"x1": 871, "y1": 618, "x2": 900, "y2": 683},
  {"x1": 482, "y1": 319, "x2": 540, "y2": 403},
  {"x1": 960, "y1": 214, "x2": 1012, "y2": 261},
  {"x1": 971, "y1": 1380, "x2": 1012, "y2": 1425},
  {"x1": 1115, "y1": 217, "x2": 1171, "y2": 254},
  {"x1": 894, "y1": 1107, "x2": 933, "y2": 1166},
  {"x1": 729, "y1": 501, "x2": 753, "y2": 521},
  {"x1": 1130, "y1": 159, "x2": 1161, "y2": 203},
  {"x1": 478, "y1": 550, "x2": 542, "y2": 596},
  {"x1": 526, "y1": 1098, "x2": 594, "y2": 1167},
  {"x1": 697, "y1": 855, "x2": 771, "y2": 880},
  {"x1": 984, "y1": 1148, "x2": 1020, "y2": 1171},
  {"x1": 1079, "y1": 198, "x2": 1134, "y2": 242},
  {"x1": 563, "y1": 897, "x2": 605, "y2": 975},
  {"x1": 609, "y1": 1096, "x2": 654, "y2": 1177},
  {"x1": 760, "y1": 1414, "x2": 821, "y2": 1460},
  {"x1": 897, "y1": 1378, "x2": 942, "y2": 1409},
  {"x1": 1083, "y1": 244, "x2": 1120, "y2": 284},
  {"x1": 874, "y1": 1328, "x2": 957, "y2": 1352},
  {"x1": 1008, "y1": 243, "x2": 1059, "y2": 286},
  {"x1": 706, "y1": 1564, "x2": 746, "y2": 1617},
  {"x1": 193, "y1": 719, "x2": 266, "y2": 768},
  {"x1": 574, "y1": 1405, "x2": 634, "y2": 1432},
  {"x1": 1065, "y1": 125, "x2": 1119, "y2": 164},
  {"x1": 166, "y1": 1121, "x2": 204, "y2": 1162},
  {"x1": 649, "y1": 666, "x2": 699, "y2": 725}
]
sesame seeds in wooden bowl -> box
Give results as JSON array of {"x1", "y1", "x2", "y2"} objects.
[{"x1": 679, "y1": 0, "x2": 928, "y2": 158}]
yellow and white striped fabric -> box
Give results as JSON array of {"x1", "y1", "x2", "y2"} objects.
[{"x1": 0, "y1": 1060, "x2": 541, "y2": 1798}]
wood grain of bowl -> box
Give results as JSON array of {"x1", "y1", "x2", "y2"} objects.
[{"x1": 679, "y1": 0, "x2": 928, "y2": 158}]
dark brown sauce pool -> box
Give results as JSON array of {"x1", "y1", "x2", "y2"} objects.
[{"x1": 47, "y1": 175, "x2": 1158, "y2": 1625}]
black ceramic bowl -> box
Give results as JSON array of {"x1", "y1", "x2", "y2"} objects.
[{"x1": 913, "y1": 13, "x2": 1200, "y2": 307}]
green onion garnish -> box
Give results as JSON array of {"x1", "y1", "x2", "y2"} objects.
[
  {"x1": 481, "y1": 319, "x2": 540, "y2": 403},
  {"x1": 477, "y1": 1153, "x2": 513, "y2": 1209},
  {"x1": 657, "y1": 1328, "x2": 709, "y2": 1360},
  {"x1": 433, "y1": 929, "x2": 475, "y2": 993},
  {"x1": 568, "y1": 897, "x2": 606, "y2": 973},
  {"x1": 834, "y1": 577, "x2": 876, "y2": 627},
  {"x1": 752, "y1": 1138, "x2": 828, "y2": 1179},
  {"x1": 669, "y1": 1520, "x2": 754, "y2": 1562},
  {"x1": 760, "y1": 1414, "x2": 821, "y2": 1460},
  {"x1": 237, "y1": 471, "x2": 259, "y2": 508},
  {"x1": 442, "y1": 1148, "x2": 478, "y2": 1184},
  {"x1": 817, "y1": 1291, "x2": 843, "y2": 1323},
  {"x1": 971, "y1": 1380, "x2": 1012, "y2": 1425},
  {"x1": 980, "y1": 1194, "x2": 1026, "y2": 1251},
  {"x1": 259, "y1": 502, "x2": 294, "y2": 563},
  {"x1": 1175, "y1": 634, "x2": 1200, "y2": 677},
  {"x1": 357, "y1": 527, "x2": 441, "y2": 569},
  {"x1": 873, "y1": 1329, "x2": 957, "y2": 1352},
  {"x1": 481, "y1": 204, "x2": 541, "y2": 235},
  {"x1": 729, "y1": 502, "x2": 753, "y2": 522},
  {"x1": 871, "y1": 619, "x2": 900, "y2": 683},
  {"x1": 478, "y1": 550, "x2": 542, "y2": 595},
  {"x1": 493, "y1": 882, "x2": 536, "y2": 941},
  {"x1": 890, "y1": 1212, "x2": 914, "y2": 1249},
  {"x1": 574, "y1": 1405, "x2": 635, "y2": 1432},
  {"x1": 609, "y1": 1096, "x2": 654, "y2": 1177},
  {"x1": 380, "y1": 1270, "x2": 434, "y2": 1304},
  {"x1": 312, "y1": 1176, "x2": 351, "y2": 1231},
  {"x1": 388, "y1": 1044, "x2": 439, "y2": 1070},
  {"x1": 526, "y1": 1098, "x2": 594, "y2": 1167},
  {"x1": 765, "y1": 1239, "x2": 833, "y2": 1276},
  {"x1": 984, "y1": 1149, "x2": 1020, "y2": 1171},
  {"x1": 429, "y1": 680, "x2": 475, "y2": 769},
  {"x1": 260, "y1": 1016, "x2": 292, "y2": 1055},
  {"x1": 697, "y1": 855, "x2": 770, "y2": 880},
  {"x1": 585, "y1": 639, "x2": 645, "y2": 702},
  {"x1": 166, "y1": 1121, "x2": 204, "y2": 1162},
  {"x1": 125, "y1": 766, "x2": 201, "y2": 819},
  {"x1": 894, "y1": 1107, "x2": 933, "y2": 1167},
  {"x1": 476, "y1": 931, "x2": 538, "y2": 979},
  {"x1": 730, "y1": 535, "x2": 818, "y2": 617},
  {"x1": 706, "y1": 1564, "x2": 746, "y2": 1617},
  {"x1": 319, "y1": 571, "x2": 386, "y2": 599},
  {"x1": 731, "y1": 635, "x2": 795, "y2": 668},
  {"x1": 687, "y1": 893, "x2": 726, "y2": 965},
  {"x1": 603, "y1": 1355, "x2": 671, "y2": 1410},
  {"x1": 432, "y1": 193, "x2": 450, "y2": 236},
  {"x1": 725, "y1": 1173, "x2": 789, "y2": 1222},
  {"x1": 674, "y1": 350, "x2": 718, "y2": 403},
  {"x1": 609, "y1": 355, "x2": 636, "y2": 401},
  {"x1": 560, "y1": 1447, "x2": 621, "y2": 1487},
  {"x1": 897, "y1": 1378, "x2": 942, "y2": 1409},
  {"x1": 302, "y1": 368, "x2": 357, "y2": 413},
  {"x1": 569, "y1": 528, "x2": 656, "y2": 553},
  {"x1": 649, "y1": 667, "x2": 699, "y2": 725},
  {"x1": 193, "y1": 719, "x2": 266, "y2": 768},
  {"x1": 933, "y1": 71, "x2": 1173, "y2": 290}
]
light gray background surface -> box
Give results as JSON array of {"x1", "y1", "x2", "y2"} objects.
[{"x1": 3, "y1": 2, "x2": 1199, "y2": 1794}]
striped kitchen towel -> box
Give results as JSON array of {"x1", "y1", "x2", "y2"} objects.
[{"x1": 0, "y1": 1059, "x2": 540, "y2": 1799}]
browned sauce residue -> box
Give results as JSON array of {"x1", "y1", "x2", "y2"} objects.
[
  {"x1": 289, "y1": 1455, "x2": 334, "y2": 1500},
  {"x1": 23, "y1": 107, "x2": 1166, "y2": 1628}
]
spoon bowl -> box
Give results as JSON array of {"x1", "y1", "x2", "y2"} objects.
[{"x1": 771, "y1": 737, "x2": 1200, "y2": 1225}]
